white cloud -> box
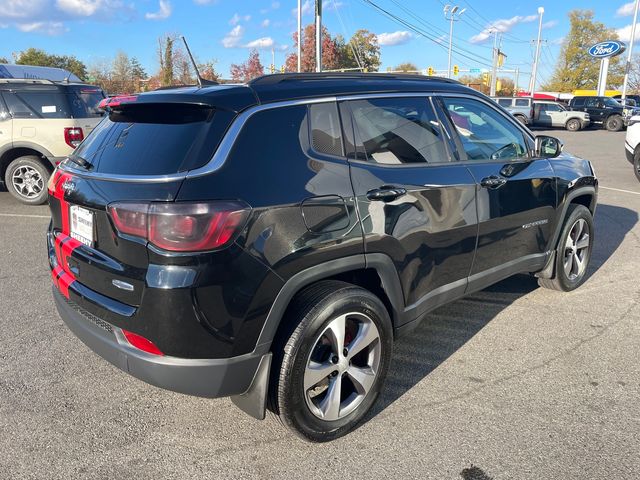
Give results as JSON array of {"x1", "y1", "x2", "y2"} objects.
[
  {"x1": 292, "y1": 0, "x2": 311, "y2": 17},
  {"x1": 470, "y1": 14, "x2": 538, "y2": 44},
  {"x1": 272, "y1": 1, "x2": 280, "y2": 9},
  {"x1": 617, "y1": 22, "x2": 640, "y2": 42},
  {"x1": 617, "y1": 2, "x2": 636, "y2": 16},
  {"x1": 229, "y1": 13, "x2": 251, "y2": 25},
  {"x1": 0, "y1": 0, "x2": 48, "y2": 19},
  {"x1": 244, "y1": 37, "x2": 275, "y2": 49},
  {"x1": 377, "y1": 30, "x2": 413, "y2": 46},
  {"x1": 542, "y1": 20, "x2": 558, "y2": 29},
  {"x1": 17, "y1": 20, "x2": 67, "y2": 35},
  {"x1": 55, "y1": 0, "x2": 102, "y2": 16},
  {"x1": 222, "y1": 25, "x2": 245, "y2": 48},
  {"x1": 194, "y1": 0, "x2": 219, "y2": 4},
  {"x1": 261, "y1": 18, "x2": 271, "y2": 27},
  {"x1": 145, "y1": 0, "x2": 171, "y2": 20}
]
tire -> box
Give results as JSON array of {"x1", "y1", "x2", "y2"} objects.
[
  {"x1": 566, "y1": 118, "x2": 581, "y2": 131},
  {"x1": 4, "y1": 155, "x2": 50, "y2": 205},
  {"x1": 514, "y1": 114, "x2": 527, "y2": 125},
  {"x1": 269, "y1": 280, "x2": 393, "y2": 442},
  {"x1": 634, "y1": 149, "x2": 640, "y2": 183},
  {"x1": 604, "y1": 114, "x2": 623, "y2": 132},
  {"x1": 538, "y1": 204, "x2": 594, "y2": 292}
]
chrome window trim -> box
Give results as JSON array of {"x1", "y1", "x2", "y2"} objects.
[{"x1": 58, "y1": 90, "x2": 528, "y2": 183}]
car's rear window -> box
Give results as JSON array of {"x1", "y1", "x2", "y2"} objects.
[
  {"x1": 70, "y1": 103, "x2": 218, "y2": 175},
  {"x1": 2, "y1": 85, "x2": 105, "y2": 119}
]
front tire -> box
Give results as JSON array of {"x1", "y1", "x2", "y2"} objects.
[
  {"x1": 4, "y1": 155, "x2": 50, "y2": 205},
  {"x1": 604, "y1": 115, "x2": 623, "y2": 132},
  {"x1": 566, "y1": 118, "x2": 581, "y2": 131},
  {"x1": 634, "y1": 150, "x2": 640, "y2": 182},
  {"x1": 270, "y1": 281, "x2": 392, "y2": 442},
  {"x1": 538, "y1": 204, "x2": 594, "y2": 292}
]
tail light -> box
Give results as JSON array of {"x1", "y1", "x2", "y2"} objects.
[
  {"x1": 121, "y1": 329, "x2": 164, "y2": 356},
  {"x1": 64, "y1": 127, "x2": 84, "y2": 148},
  {"x1": 107, "y1": 201, "x2": 250, "y2": 252}
]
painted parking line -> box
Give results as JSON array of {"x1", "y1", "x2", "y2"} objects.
[
  {"x1": 600, "y1": 186, "x2": 640, "y2": 196},
  {"x1": 0, "y1": 213, "x2": 50, "y2": 219}
]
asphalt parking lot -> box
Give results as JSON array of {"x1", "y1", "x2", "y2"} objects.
[{"x1": 1, "y1": 128, "x2": 639, "y2": 479}]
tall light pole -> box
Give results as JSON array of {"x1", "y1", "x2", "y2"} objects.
[
  {"x1": 622, "y1": 0, "x2": 640, "y2": 99},
  {"x1": 297, "y1": 0, "x2": 302, "y2": 72},
  {"x1": 444, "y1": 5, "x2": 466, "y2": 79},
  {"x1": 529, "y1": 6, "x2": 544, "y2": 94},
  {"x1": 315, "y1": 0, "x2": 322, "y2": 72}
]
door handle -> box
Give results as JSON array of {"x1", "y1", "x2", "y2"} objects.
[
  {"x1": 480, "y1": 176, "x2": 507, "y2": 189},
  {"x1": 366, "y1": 186, "x2": 407, "y2": 202}
]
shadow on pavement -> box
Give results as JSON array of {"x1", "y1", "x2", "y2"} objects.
[{"x1": 367, "y1": 202, "x2": 637, "y2": 420}]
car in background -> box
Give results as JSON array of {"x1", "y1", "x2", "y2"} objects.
[
  {"x1": 613, "y1": 94, "x2": 640, "y2": 107},
  {"x1": 533, "y1": 101, "x2": 590, "y2": 131},
  {"x1": 0, "y1": 78, "x2": 105, "y2": 204},
  {"x1": 569, "y1": 96, "x2": 626, "y2": 131},
  {"x1": 624, "y1": 115, "x2": 640, "y2": 182},
  {"x1": 492, "y1": 96, "x2": 534, "y2": 125}
]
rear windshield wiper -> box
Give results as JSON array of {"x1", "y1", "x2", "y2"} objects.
[{"x1": 66, "y1": 155, "x2": 92, "y2": 169}]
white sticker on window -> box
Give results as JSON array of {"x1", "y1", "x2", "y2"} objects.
[{"x1": 42, "y1": 105, "x2": 57, "y2": 113}]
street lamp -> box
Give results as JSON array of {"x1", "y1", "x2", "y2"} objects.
[
  {"x1": 529, "y1": 6, "x2": 544, "y2": 94},
  {"x1": 444, "y1": 5, "x2": 466, "y2": 79}
]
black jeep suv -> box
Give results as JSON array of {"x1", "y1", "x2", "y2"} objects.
[
  {"x1": 48, "y1": 73, "x2": 597, "y2": 442},
  {"x1": 568, "y1": 95, "x2": 626, "y2": 131}
]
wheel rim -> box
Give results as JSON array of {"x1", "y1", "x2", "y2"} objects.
[
  {"x1": 303, "y1": 312, "x2": 381, "y2": 421},
  {"x1": 563, "y1": 218, "x2": 590, "y2": 281},
  {"x1": 568, "y1": 121, "x2": 578, "y2": 131},
  {"x1": 11, "y1": 166, "x2": 44, "y2": 199}
]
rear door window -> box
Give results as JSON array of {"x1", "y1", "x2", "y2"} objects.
[
  {"x1": 347, "y1": 97, "x2": 449, "y2": 165},
  {"x1": 497, "y1": 99, "x2": 512, "y2": 107},
  {"x1": 70, "y1": 104, "x2": 218, "y2": 175},
  {"x1": 3, "y1": 92, "x2": 37, "y2": 118},
  {"x1": 514, "y1": 98, "x2": 530, "y2": 107},
  {"x1": 65, "y1": 86, "x2": 105, "y2": 118},
  {"x1": 11, "y1": 91, "x2": 70, "y2": 118},
  {"x1": 309, "y1": 102, "x2": 344, "y2": 157}
]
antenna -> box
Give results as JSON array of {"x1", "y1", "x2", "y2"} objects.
[{"x1": 180, "y1": 36, "x2": 217, "y2": 87}]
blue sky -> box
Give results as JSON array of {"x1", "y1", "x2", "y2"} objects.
[{"x1": 0, "y1": 0, "x2": 639, "y2": 87}]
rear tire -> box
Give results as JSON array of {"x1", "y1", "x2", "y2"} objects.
[
  {"x1": 634, "y1": 150, "x2": 640, "y2": 182},
  {"x1": 604, "y1": 115, "x2": 623, "y2": 132},
  {"x1": 269, "y1": 280, "x2": 392, "y2": 442},
  {"x1": 566, "y1": 118, "x2": 581, "y2": 131},
  {"x1": 4, "y1": 155, "x2": 50, "y2": 205},
  {"x1": 538, "y1": 204, "x2": 593, "y2": 292}
]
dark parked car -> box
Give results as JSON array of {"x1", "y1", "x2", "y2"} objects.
[
  {"x1": 568, "y1": 95, "x2": 626, "y2": 131},
  {"x1": 48, "y1": 73, "x2": 598, "y2": 442}
]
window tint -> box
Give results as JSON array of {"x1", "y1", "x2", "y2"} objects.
[
  {"x1": 66, "y1": 86, "x2": 105, "y2": 118},
  {"x1": 70, "y1": 104, "x2": 217, "y2": 175},
  {"x1": 348, "y1": 97, "x2": 448, "y2": 165},
  {"x1": 585, "y1": 98, "x2": 600, "y2": 107},
  {"x1": 442, "y1": 97, "x2": 529, "y2": 162},
  {"x1": 3, "y1": 92, "x2": 36, "y2": 118},
  {"x1": 571, "y1": 97, "x2": 585, "y2": 107},
  {"x1": 497, "y1": 99, "x2": 512, "y2": 107},
  {"x1": 545, "y1": 104, "x2": 562, "y2": 112},
  {"x1": 13, "y1": 92, "x2": 70, "y2": 118},
  {"x1": 514, "y1": 98, "x2": 530, "y2": 107},
  {"x1": 309, "y1": 102, "x2": 343, "y2": 156},
  {"x1": 0, "y1": 95, "x2": 8, "y2": 121}
]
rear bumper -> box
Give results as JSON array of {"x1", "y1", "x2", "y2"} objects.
[{"x1": 53, "y1": 287, "x2": 265, "y2": 398}]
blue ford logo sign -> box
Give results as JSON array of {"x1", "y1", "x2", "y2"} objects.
[{"x1": 588, "y1": 41, "x2": 625, "y2": 58}]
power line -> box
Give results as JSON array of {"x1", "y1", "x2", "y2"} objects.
[{"x1": 358, "y1": 0, "x2": 494, "y2": 67}]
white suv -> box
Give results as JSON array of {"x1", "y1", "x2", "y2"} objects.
[
  {"x1": 0, "y1": 79, "x2": 105, "y2": 204},
  {"x1": 624, "y1": 115, "x2": 640, "y2": 182}
]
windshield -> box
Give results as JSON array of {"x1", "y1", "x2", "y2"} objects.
[{"x1": 603, "y1": 97, "x2": 621, "y2": 108}]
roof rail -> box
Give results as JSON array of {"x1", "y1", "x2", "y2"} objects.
[
  {"x1": 248, "y1": 72, "x2": 461, "y2": 86},
  {"x1": 0, "y1": 78, "x2": 55, "y2": 85}
]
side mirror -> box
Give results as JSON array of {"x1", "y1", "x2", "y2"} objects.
[{"x1": 535, "y1": 135, "x2": 563, "y2": 158}]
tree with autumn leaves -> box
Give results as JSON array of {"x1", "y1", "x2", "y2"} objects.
[{"x1": 230, "y1": 50, "x2": 265, "y2": 82}]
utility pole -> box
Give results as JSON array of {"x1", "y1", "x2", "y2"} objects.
[
  {"x1": 315, "y1": 0, "x2": 322, "y2": 72},
  {"x1": 514, "y1": 67, "x2": 520, "y2": 97},
  {"x1": 529, "y1": 6, "x2": 544, "y2": 95},
  {"x1": 490, "y1": 31, "x2": 499, "y2": 96},
  {"x1": 622, "y1": 0, "x2": 640, "y2": 99},
  {"x1": 444, "y1": 5, "x2": 466, "y2": 79},
  {"x1": 272, "y1": 47, "x2": 275, "y2": 74},
  {"x1": 297, "y1": 0, "x2": 302, "y2": 72}
]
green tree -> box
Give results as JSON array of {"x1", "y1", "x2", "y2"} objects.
[
  {"x1": 543, "y1": 10, "x2": 624, "y2": 92},
  {"x1": 129, "y1": 57, "x2": 147, "y2": 82},
  {"x1": 394, "y1": 62, "x2": 419, "y2": 72},
  {"x1": 340, "y1": 29, "x2": 381, "y2": 72},
  {"x1": 162, "y1": 36, "x2": 174, "y2": 86},
  {"x1": 15, "y1": 48, "x2": 87, "y2": 80}
]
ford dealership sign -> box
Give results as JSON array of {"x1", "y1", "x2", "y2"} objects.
[{"x1": 588, "y1": 41, "x2": 626, "y2": 58}]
